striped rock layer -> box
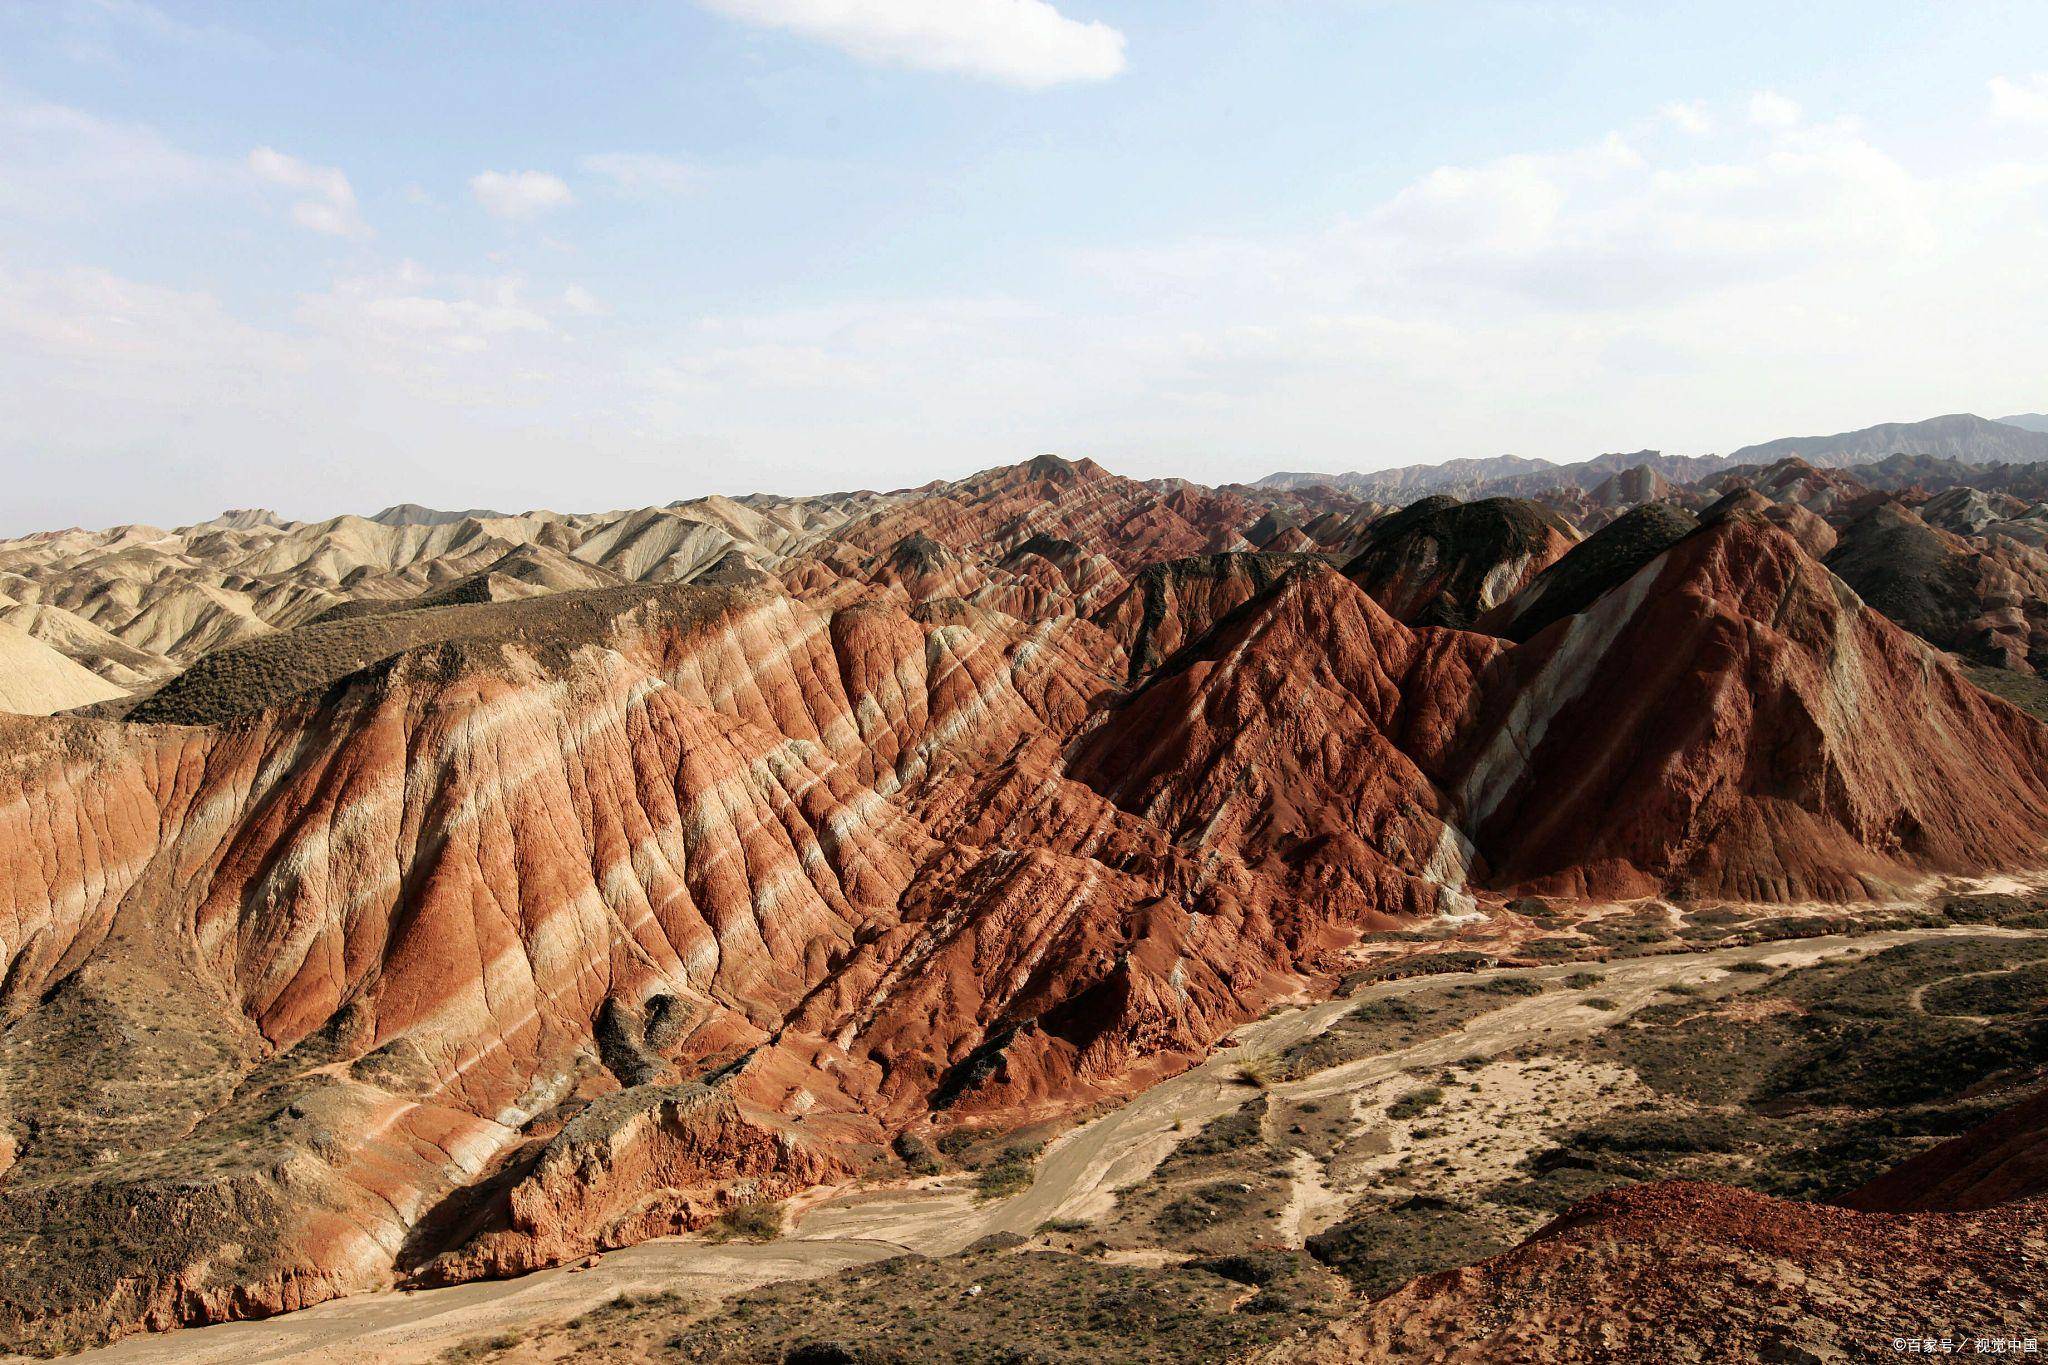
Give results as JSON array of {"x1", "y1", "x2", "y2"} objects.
[{"x1": 1, "y1": 476, "x2": 2046, "y2": 1350}]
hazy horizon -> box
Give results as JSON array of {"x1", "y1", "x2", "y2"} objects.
[{"x1": 4, "y1": 0, "x2": 2046, "y2": 534}]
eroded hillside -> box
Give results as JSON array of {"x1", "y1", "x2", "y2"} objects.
[{"x1": 2, "y1": 455, "x2": 2047, "y2": 1356}]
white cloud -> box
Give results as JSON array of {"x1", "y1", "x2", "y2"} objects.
[
  {"x1": 45, "y1": 0, "x2": 270, "y2": 66},
  {"x1": 1748, "y1": 90, "x2": 1803, "y2": 129},
  {"x1": 622, "y1": 92, "x2": 2048, "y2": 481},
  {"x1": 698, "y1": 0, "x2": 1126, "y2": 87},
  {"x1": 1658, "y1": 100, "x2": 1713, "y2": 135},
  {"x1": 0, "y1": 93, "x2": 213, "y2": 216},
  {"x1": 0, "y1": 251, "x2": 638, "y2": 532},
  {"x1": 469, "y1": 169, "x2": 574, "y2": 219},
  {"x1": 8, "y1": 87, "x2": 2048, "y2": 529},
  {"x1": 561, "y1": 285, "x2": 607, "y2": 315},
  {"x1": 249, "y1": 146, "x2": 369, "y2": 238},
  {"x1": 300, "y1": 262, "x2": 553, "y2": 356},
  {"x1": 1990, "y1": 73, "x2": 2048, "y2": 126},
  {"x1": 580, "y1": 151, "x2": 696, "y2": 195}
]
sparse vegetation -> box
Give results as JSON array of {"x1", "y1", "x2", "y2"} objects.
[
  {"x1": 1235, "y1": 1054, "x2": 1276, "y2": 1088},
  {"x1": 974, "y1": 1142, "x2": 1043, "y2": 1201},
  {"x1": 660, "y1": 1246, "x2": 1345, "y2": 1362},
  {"x1": 893, "y1": 1132, "x2": 941, "y2": 1176},
  {"x1": 1504, "y1": 934, "x2": 2048, "y2": 1210},
  {"x1": 437, "y1": 1331, "x2": 526, "y2": 1363},
  {"x1": 709, "y1": 1200, "x2": 784, "y2": 1242},
  {"x1": 1388, "y1": 1087, "x2": 1445, "y2": 1120},
  {"x1": 1306, "y1": 1198, "x2": 1512, "y2": 1299}
]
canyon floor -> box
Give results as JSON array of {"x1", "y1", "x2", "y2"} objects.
[{"x1": 44, "y1": 883, "x2": 2048, "y2": 1365}]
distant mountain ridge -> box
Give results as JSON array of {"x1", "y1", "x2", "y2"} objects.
[
  {"x1": 371, "y1": 502, "x2": 512, "y2": 526},
  {"x1": 1257, "y1": 449, "x2": 1739, "y2": 501},
  {"x1": 1727, "y1": 413, "x2": 2048, "y2": 467},
  {"x1": 1261, "y1": 413, "x2": 2048, "y2": 500}
]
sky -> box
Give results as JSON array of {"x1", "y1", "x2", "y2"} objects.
[{"x1": 3, "y1": 0, "x2": 2047, "y2": 533}]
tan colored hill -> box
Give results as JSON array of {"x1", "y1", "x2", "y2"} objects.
[{"x1": 0, "y1": 620, "x2": 126, "y2": 715}]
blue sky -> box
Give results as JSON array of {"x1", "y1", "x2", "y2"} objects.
[{"x1": 3, "y1": 0, "x2": 2046, "y2": 531}]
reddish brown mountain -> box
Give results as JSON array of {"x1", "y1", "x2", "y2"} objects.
[
  {"x1": 1452, "y1": 509, "x2": 2048, "y2": 900},
  {"x1": 1, "y1": 457, "x2": 2046, "y2": 1351}
]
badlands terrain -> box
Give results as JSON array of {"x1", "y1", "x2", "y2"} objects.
[{"x1": 2, "y1": 418, "x2": 2048, "y2": 1361}]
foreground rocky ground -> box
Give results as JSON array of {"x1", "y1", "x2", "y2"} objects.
[{"x1": 50, "y1": 886, "x2": 2048, "y2": 1364}]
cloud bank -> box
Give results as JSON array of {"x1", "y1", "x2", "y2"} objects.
[
  {"x1": 698, "y1": 0, "x2": 1126, "y2": 87},
  {"x1": 469, "y1": 169, "x2": 575, "y2": 219},
  {"x1": 250, "y1": 146, "x2": 369, "y2": 238}
]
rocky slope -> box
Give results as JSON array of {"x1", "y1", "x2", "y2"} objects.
[
  {"x1": 1340, "y1": 497, "x2": 1579, "y2": 628},
  {"x1": 1267, "y1": 1181, "x2": 2047, "y2": 1364}
]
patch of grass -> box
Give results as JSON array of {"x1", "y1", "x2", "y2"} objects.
[
  {"x1": 1462, "y1": 976, "x2": 1545, "y2": 998},
  {"x1": 1306, "y1": 1198, "x2": 1512, "y2": 1299},
  {"x1": 1922, "y1": 961, "x2": 2048, "y2": 1017},
  {"x1": 437, "y1": 1330, "x2": 529, "y2": 1363},
  {"x1": 1235, "y1": 1054, "x2": 1275, "y2": 1088},
  {"x1": 1964, "y1": 663, "x2": 2048, "y2": 722},
  {"x1": 974, "y1": 1142, "x2": 1043, "y2": 1202},
  {"x1": 1155, "y1": 1181, "x2": 1268, "y2": 1236},
  {"x1": 1387, "y1": 1087, "x2": 1444, "y2": 1120},
  {"x1": 1563, "y1": 971, "x2": 1604, "y2": 989},
  {"x1": 661, "y1": 1246, "x2": 1344, "y2": 1362},
  {"x1": 1519, "y1": 937, "x2": 1594, "y2": 962},
  {"x1": 1169, "y1": 1099, "x2": 1268, "y2": 1161},
  {"x1": 709, "y1": 1200, "x2": 784, "y2": 1243}
]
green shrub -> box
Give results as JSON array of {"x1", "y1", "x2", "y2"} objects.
[
  {"x1": 710, "y1": 1200, "x2": 784, "y2": 1242},
  {"x1": 1387, "y1": 1087, "x2": 1444, "y2": 1120}
]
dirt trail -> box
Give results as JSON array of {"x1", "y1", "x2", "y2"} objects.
[
  {"x1": 1278, "y1": 1148, "x2": 1341, "y2": 1248},
  {"x1": 43, "y1": 923, "x2": 2033, "y2": 1365}
]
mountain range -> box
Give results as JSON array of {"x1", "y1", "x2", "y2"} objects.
[
  {"x1": 1259, "y1": 412, "x2": 2048, "y2": 502},
  {"x1": 1, "y1": 439, "x2": 2046, "y2": 1361}
]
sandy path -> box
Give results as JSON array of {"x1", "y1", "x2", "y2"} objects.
[
  {"x1": 46, "y1": 922, "x2": 2035, "y2": 1365},
  {"x1": 1278, "y1": 1148, "x2": 1341, "y2": 1248}
]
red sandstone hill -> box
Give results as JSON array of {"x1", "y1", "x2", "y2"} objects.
[{"x1": 2, "y1": 457, "x2": 2047, "y2": 1351}]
